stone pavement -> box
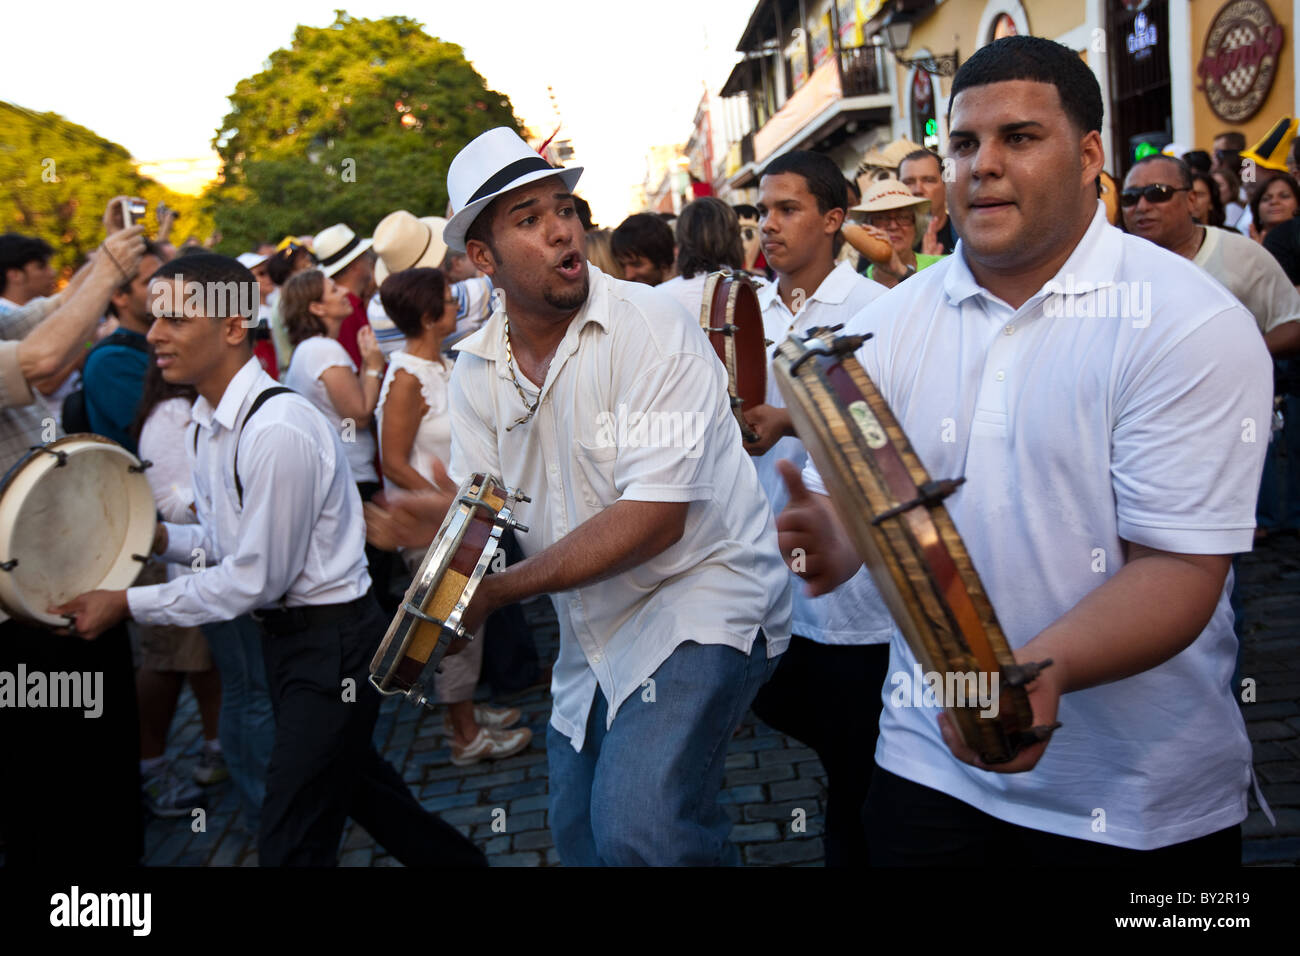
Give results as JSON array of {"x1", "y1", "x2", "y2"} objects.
[{"x1": 137, "y1": 534, "x2": 1299, "y2": 867}]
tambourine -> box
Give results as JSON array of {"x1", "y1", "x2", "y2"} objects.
[
  {"x1": 369, "y1": 473, "x2": 528, "y2": 708},
  {"x1": 772, "y1": 328, "x2": 1058, "y2": 763},
  {"x1": 0, "y1": 435, "x2": 155, "y2": 627},
  {"x1": 699, "y1": 270, "x2": 767, "y2": 443}
]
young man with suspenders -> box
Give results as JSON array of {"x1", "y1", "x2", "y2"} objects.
[{"x1": 58, "y1": 253, "x2": 485, "y2": 867}]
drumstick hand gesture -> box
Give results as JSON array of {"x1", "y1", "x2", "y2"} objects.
[
  {"x1": 364, "y1": 458, "x2": 456, "y2": 550},
  {"x1": 49, "y1": 589, "x2": 130, "y2": 641},
  {"x1": 775, "y1": 460, "x2": 861, "y2": 596}
]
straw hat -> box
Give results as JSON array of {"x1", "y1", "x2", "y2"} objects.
[
  {"x1": 312, "y1": 223, "x2": 372, "y2": 277},
  {"x1": 372, "y1": 211, "x2": 449, "y2": 285},
  {"x1": 851, "y1": 178, "x2": 931, "y2": 216},
  {"x1": 859, "y1": 136, "x2": 926, "y2": 171}
]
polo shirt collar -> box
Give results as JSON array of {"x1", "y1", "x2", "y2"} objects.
[
  {"x1": 192, "y1": 357, "x2": 264, "y2": 433},
  {"x1": 454, "y1": 264, "x2": 613, "y2": 381},
  {"x1": 943, "y1": 200, "x2": 1121, "y2": 309},
  {"x1": 757, "y1": 260, "x2": 860, "y2": 312}
]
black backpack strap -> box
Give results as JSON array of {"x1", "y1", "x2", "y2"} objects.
[{"x1": 233, "y1": 387, "x2": 295, "y2": 508}]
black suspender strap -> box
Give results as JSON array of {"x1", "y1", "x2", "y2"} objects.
[{"x1": 234, "y1": 387, "x2": 294, "y2": 508}]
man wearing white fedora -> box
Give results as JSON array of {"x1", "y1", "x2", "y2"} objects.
[{"x1": 365, "y1": 126, "x2": 792, "y2": 866}]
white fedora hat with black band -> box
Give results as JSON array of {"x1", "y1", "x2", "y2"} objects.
[
  {"x1": 313, "y1": 223, "x2": 373, "y2": 277},
  {"x1": 373, "y1": 212, "x2": 448, "y2": 286},
  {"x1": 444, "y1": 127, "x2": 583, "y2": 253}
]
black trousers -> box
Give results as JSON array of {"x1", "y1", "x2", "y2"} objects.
[
  {"x1": 750, "y1": 636, "x2": 891, "y2": 866},
  {"x1": 865, "y1": 766, "x2": 1242, "y2": 866},
  {"x1": 255, "y1": 591, "x2": 485, "y2": 867},
  {"x1": 356, "y1": 481, "x2": 401, "y2": 617},
  {"x1": 0, "y1": 618, "x2": 143, "y2": 866}
]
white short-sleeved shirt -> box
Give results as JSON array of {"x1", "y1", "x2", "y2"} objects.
[
  {"x1": 376, "y1": 350, "x2": 453, "y2": 492},
  {"x1": 1192, "y1": 225, "x2": 1300, "y2": 334},
  {"x1": 449, "y1": 264, "x2": 792, "y2": 751},
  {"x1": 284, "y1": 335, "x2": 378, "y2": 483},
  {"x1": 656, "y1": 273, "x2": 710, "y2": 321},
  {"x1": 804, "y1": 204, "x2": 1272, "y2": 849},
  {"x1": 756, "y1": 262, "x2": 896, "y2": 645}
]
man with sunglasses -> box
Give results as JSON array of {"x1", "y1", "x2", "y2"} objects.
[
  {"x1": 777, "y1": 36, "x2": 1271, "y2": 865},
  {"x1": 1122, "y1": 155, "x2": 1300, "y2": 357}
]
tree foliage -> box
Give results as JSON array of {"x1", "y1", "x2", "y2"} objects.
[
  {"x1": 208, "y1": 11, "x2": 521, "y2": 251},
  {"x1": 0, "y1": 102, "x2": 214, "y2": 274}
]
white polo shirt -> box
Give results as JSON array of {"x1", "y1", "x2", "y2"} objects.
[
  {"x1": 756, "y1": 262, "x2": 896, "y2": 645},
  {"x1": 449, "y1": 264, "x2": 792, "y2": 751},
  {"x1": 1191, "y1": 225, "x2": 1300, "y2": 334},
  {"x1": 805, "y1": 204, "x2": 1272, "y2": 849},
  {"x1": 128, "y1": 358, "x2": 371, "y2": 627}
]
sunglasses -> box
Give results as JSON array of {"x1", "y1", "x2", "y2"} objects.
[{"x1": 1119, "y1": 184, "x2": 1190, "y2": 207}]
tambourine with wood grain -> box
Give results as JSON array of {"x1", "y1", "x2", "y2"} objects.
[
  {"x1": 699, "y1": 270, "x2": 767, "y2": 443},
  {"x1": 369, "y1": 473, "x2": 528, "y2": 709},
  {"x1": 772, "y1": 327, "x2": 1059, "y2": 764}
]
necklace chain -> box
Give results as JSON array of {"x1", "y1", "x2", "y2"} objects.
[{"x1": 503, "y1": 317, "x2": 539, "y2": 431}]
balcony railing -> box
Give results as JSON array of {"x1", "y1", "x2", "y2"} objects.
[{"x1": 840, "y1": 43, "x2": 888, "y2": 98}]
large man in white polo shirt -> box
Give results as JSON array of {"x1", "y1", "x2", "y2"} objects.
[
  {"x1": 738, "y1": 148, "x2": 895, "y2": 866},
  {"x1": 777, "y1": 36, "x2": 1272, "y2": 864},
  {"x1": 367, "y1": 128, "x2": 792, "y2": 865}
]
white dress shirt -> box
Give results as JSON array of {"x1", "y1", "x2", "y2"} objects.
[
  {"x1": 756, "y1": 262, "x2": 895, "y2": 645},
  {"x1": 127, "y1": 357, "x2": 371, "y2": 627},
  {"x1": 805, "y1": 203, "x2": 1272, "y2": 849},
  {"x1": 449, "y1": 265, "x2": 792, "y2": 751}
]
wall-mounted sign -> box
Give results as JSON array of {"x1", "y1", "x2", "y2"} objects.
[
  {"x1": 1197, "y1": 0, "x2": 1285, "y2": 123},
  {"x1": 1127, "y1": 11, "x2": 1158, "y2": 59}
]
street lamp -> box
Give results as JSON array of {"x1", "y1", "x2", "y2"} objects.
[{"x1": 881, "y1": 10, "x2": 959, "y2": 78}]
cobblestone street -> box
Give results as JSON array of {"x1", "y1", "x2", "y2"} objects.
[{"x1": 140, "y1": 533, "x2": 1299, "y2": 867}]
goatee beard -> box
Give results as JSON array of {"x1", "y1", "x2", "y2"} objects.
[{"x1": 544, "y1": 274, "x2": 589, "y2": 311}]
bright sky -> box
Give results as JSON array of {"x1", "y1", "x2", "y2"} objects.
[{"x1": 0, "y1": 1, "x2": 759, "y2": 227}]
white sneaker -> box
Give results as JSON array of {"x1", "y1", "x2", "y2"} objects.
[
  {"x1": 442, "y1": 705, "x2": 521, "y2": 736},
  {"x1": 449, "y1": 725, "x2": 533, "y2": 766}
]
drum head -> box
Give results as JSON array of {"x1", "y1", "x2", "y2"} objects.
[{"x1": 0, "y1": 436, "x2": 156, "y2": 626}]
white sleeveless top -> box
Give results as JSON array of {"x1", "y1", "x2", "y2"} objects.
[{"x1": 376, "y1": 350, "x2": 453, "y2": 492}]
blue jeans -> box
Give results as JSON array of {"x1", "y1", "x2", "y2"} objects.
[
  {"x1": 201, "y1": 614, "x2": 275, "y2": 826},
  {"x1": 547, "y1": 633, "x2": 779, "y2": 866}
]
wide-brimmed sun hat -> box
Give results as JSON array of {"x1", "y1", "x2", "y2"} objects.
[
  {"x1": 851, "y1": 178, "x2": 931, "y2": 217},
  {"x1": 372, "y1": 211, "x2": 449, "y2": 285}
]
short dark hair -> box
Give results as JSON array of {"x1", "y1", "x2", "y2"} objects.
[
  {"x1": 1182, "y1": 149, "x2": 1212, "y2": 174},
  {"x1": 611, "y1": 213, "x2": 675, "y2": 269},
  {"x1": 379, "y1": 267, "x2": 447, "y2": 339},
  {"x1": 1129, "y1": 154, "x2": 1193, "y2": 190},
  {"x1": 464, "y1": 198, "x2": 499, "y2": 255},
  {"x1": 948, "y1": 35, "x2": 1103, "y2": 136},
  {"x1": 899, "y1": 149, "x2": 943, "y2": 176},
  {"x1": 147, "y1": 253, "x2": 259, "y2": 347},
  {"x1": 1215, "y1": 131, "x2": 1247, "y2": 151},
  {"x1": 732, "y1": 204, "x2": 759, "y2": 220},
  {"x1": 0, "y1": 233, "x2": 54, "y2": 295},
  {"x1": 1250, "y1": 172, "x2": 1300, "y2": 232},
  {"x1": 266, "y1": 243, "x2": 310, "y2": 286},
  {"x1": 675, "y1": 198, "x2": 744, "y2": 279},
  {"x1": 760, "y1": 150, "x2": 848, "y2": 214}
]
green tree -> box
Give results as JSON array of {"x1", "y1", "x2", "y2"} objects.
[
  {"x1": 0, "y1": 102, "x2": 213, "y2": 274},
  {"x1": 209, "y1": 11, "x2": 521, "y2": 251}
]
